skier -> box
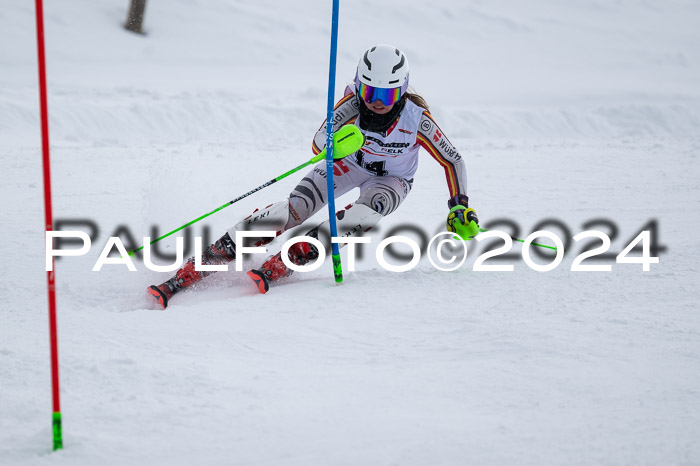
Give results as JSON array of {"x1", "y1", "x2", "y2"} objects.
[{"x1": 148, "y1": 44, "x2": 479, "y2": 309}]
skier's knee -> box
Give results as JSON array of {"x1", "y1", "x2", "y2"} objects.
[{"x1": 356, "y1": 178, "x2": 410, "y2": 216}]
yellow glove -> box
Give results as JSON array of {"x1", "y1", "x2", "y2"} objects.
[{"x1": 446, "y1": 195, "x2": 479, "y2": 240}]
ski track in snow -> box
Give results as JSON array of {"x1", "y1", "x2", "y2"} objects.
[{"x1": 1, "y1": 0, "x2": 700, "y2": 465}]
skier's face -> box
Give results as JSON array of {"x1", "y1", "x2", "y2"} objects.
[{"x1": 363, "y1": 98, "x2": 394, "y2": 115}]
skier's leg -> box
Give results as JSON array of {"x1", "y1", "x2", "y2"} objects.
[
  {"x1": 246, "y1": 161, "x2": 367, "y2": 293},
  {"x1": 312, "y1": 175, "x2": 412, "y2": 241},
  {"x1": 226, "y1": 200, "x2": 293, "y2": 247},
  {"x1": 148, "y1": 200, "x2": 294, "y2": 308},
  {"x1": 248, "y1": 176, "x2": 412, "y2": 293},
  {"x1": 286, "y1": 159, "x2": 361, "y2": 229},
  {"x1": 355, "y1": 176, "x2": 412, "y2": 217},
  {"x1": 148, "y1": 161, "x2": 361, "y2": 306},
  {"x1": 147, "y1": 232, "x2": 237, "y2": 308}
]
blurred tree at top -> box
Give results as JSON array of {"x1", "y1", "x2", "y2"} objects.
[{"x1": 125, "y1": 0, "x2": 147, "y2": 34}]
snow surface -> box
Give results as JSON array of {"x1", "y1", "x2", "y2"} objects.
[{"x1": 1, "y1": 0, "x2": 700, "y2": 465}]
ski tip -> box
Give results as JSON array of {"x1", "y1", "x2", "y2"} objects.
[
  {"x1": 247, "y1": 270, "x2": 269, "y2": 294},
  {"x1": 147, "y1": 285, "x2": 169, "y2": 310}
]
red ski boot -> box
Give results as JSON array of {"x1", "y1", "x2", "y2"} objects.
[
  {"x1": 248, "y1": 241, "x2": 319, "y2": 294},
  {"x1": 147, "y1": 233, "x2": 236, "y2": 309},
  {"x1": 147, "y1": 284, "x2": 173, "y2": 310}
]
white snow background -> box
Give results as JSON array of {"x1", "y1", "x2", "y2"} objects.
[{"x1": 1, "y1": 0, "x2": 700, "y2": 464}]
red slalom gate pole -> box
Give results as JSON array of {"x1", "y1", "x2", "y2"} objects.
[{"x1": 34, "y1": 0, "x2": 63, "y2": 451}]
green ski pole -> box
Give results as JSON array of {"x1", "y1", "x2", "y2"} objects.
[
  {"x1": 449, "y1": 214, "x2": 559, "y2": 251},
  {"x1": 479, "y1": 228, "x2": 559, "y2": 251},
  {"x1": 128, "y1": 124, "x2": 364, "y2": 257}
]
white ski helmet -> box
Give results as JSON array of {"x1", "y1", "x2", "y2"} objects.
[{"x1": 355, "y1": 44, "x2": 410, "y2": 105}]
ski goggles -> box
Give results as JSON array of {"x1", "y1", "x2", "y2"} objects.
[{"x1": 355, "y1": 78, "x2": 407, "y2": 107}]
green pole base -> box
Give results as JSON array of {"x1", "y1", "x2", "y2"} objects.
[
  {"x1": 332, "y1": 254, "x2": 343, "y2": 283},
  {"x1": 52, "y1": 412, "x2": 63, "y2": 451}
]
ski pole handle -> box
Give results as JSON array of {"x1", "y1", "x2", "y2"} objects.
[{"x1": 311, "y1": 124, "x2": 365, "y2": 163}]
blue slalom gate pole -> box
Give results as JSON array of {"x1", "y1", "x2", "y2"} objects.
[{"x1": 325, "y1": 0, "x2": 343, "y2": 283}]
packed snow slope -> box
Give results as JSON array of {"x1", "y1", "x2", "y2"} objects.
[{"x1": 1, "y1": 0, "x2": 699, "y2": 465}]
